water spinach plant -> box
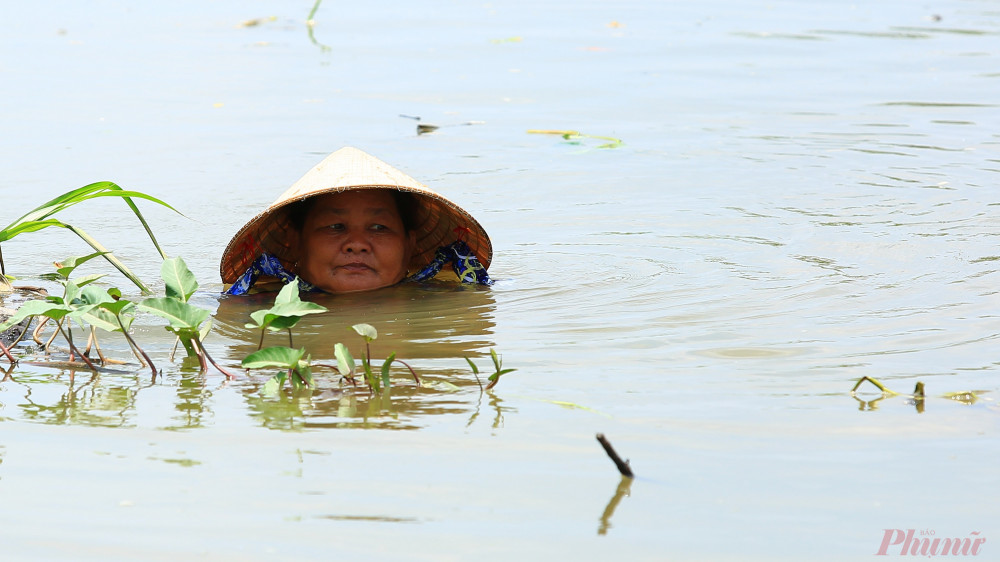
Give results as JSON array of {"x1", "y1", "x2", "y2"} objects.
[
  {"x1": 238, "y1": 280, "x2": 421, "y2": 396},
  {"x1": 138, "y1": 257, "x2": 235, "y2": 378},
  {"x1": 465, "y1": 348, "x2": 516, "y2": 391},
  {"x1": 0, "y1": 251, "x2": 153, "y2": 373},
  {"x1": 0, "y1": 181, "x2": 179, "y2": 293},
  {"x1": 245, "y1": 278, "x2": 327, "y2": 350}
]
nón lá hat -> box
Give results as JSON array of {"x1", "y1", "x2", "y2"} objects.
[{"x1": 220, "y1": 147, "x2": 492, "y2": 285}]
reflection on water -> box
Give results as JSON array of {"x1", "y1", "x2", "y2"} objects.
[
  {"x1": 2, "y1": 368, "x2": 139, "y2": 427},
  {"x1": 0, "y1": 361, "x2": 514, "y2": 431},
  {"x1": 598, "y1": 476, "x2": 633, "y2": 536},
  {"x1": 3, "y1": 0, "x2": 1000, "y2": 557}
]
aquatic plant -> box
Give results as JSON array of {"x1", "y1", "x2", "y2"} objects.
[
  {"x1": 79, "y1": 286, "x2": 156, "y2": 375},
  {"x1": 244, "y1": 278, "x2": 327, "y2": 350},
  {"x1": 850, "y1": 375, "x2": 987, "y2": 412},
  {"x1": 243, "y1": 346, "x2": 314, "y2": 393},
  {"x1": 0, "y1": 252, "x2": 115, "y2": 369},
  {"x1": 465, "y1": 348, "x2": 516, "y2": 390},
  {"x1": 0, "y1": 182, "x2": 178, "y2": 293},
  {"x1": 345, "y1": 323, "x2": 419, "y2": 393},
  {"x1": 139, "y1": 257, "x2": 234, "y2": 378}
]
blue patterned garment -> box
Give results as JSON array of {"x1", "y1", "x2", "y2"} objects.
[
  {"x1": 225, "y1": 240, "x2": 491, "y2": 295},
  {"x1": 225, "y1": 253, "x2": 316, "y2": 296},
  {"x1": 407, "y1": 240, "x2": 493, "y2": 286}
]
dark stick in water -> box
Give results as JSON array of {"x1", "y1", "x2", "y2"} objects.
[{"x1": 596, "y1": 433, "x2": 633, "y2": 478}]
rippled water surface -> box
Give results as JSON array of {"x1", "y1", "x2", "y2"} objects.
[{"x1": 1, "y1": 0, "x2": 998, "y2": 560}]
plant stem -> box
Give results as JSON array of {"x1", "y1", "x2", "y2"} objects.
[
  {"x1": 393, "y1": 358, "x2": 420, "y2": 385},
  {"x1": 64, "y1": 224, "x2": 152, "y2": 293},
  {"x1": 56, "y1": 321, "x2": 98, "y2": 371},
  {"x1": 117, "y1": 315, "x2": 156, "y2": 376},
  {"x1": 258, "y1": 329, "x2": 265, "y2": 351},
  {"x1": 0, "y1": 338, "x2": 16, "y2": 364},
  {"x1": 188, "y1": 337, "x2": 208, "y2": 372},
  {"x1": 194, "y1": 338, "x2": 236, "y2": 379}
]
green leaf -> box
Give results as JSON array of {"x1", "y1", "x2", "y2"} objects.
[
  {"x1": 334, "y1": 343, "x2": 355, "y2": 377},
  {"x1": 242, "y1": 346, "x2": 305, "y2": 369},
  {"x1": 0, "y1": 299, "x2": 72, "y2": 331},
  {"x1": 381, "y1": 352, "x2": 396, "y2": 388},
  {"x1": 138, "y1": 297, "x2": 210, "y2": 330},
  {"x1": 266, "y1": 300, "x2": 327, "y2": 321},
  {"x1": 98, "y1": 298, "x2": 134, "y2": 316},
  {"x1": 352, "y1": 323, "x2": 377, "y2": 341},
  {"x1": 160, "y1": 257, "x2": 198, "y2": 302},
  {"x1": 71, "y1": 273, "x2": 107, "y2": 288},
  {"x1": 293, "y1": 360, "x2": 314, "y2": 389},
  {"x1": 273, "y1": 278, "x2": 301, "y2": 305},
  {"x1": 261, "y1": 372, "x2": 287, "y2": 396},
  {"x1": 63, "y1": 280, "x2": 81, "y2": 307},
  {"x1": 54, "y1": 251, "x2": 107, "y2": 279},
  {"x1": 199, "y1": 316, "x2": 213, "y2": 341},
  {"x1": 246, "y1": 281, "x2": 326, "y2": 331},
  {"x1": 464, "y1": 357, "x2": 479, "y2": 375},
  {"x1": 490, "y1": 348, "x2": 502, "y2": 372},
  {"x1": 80, "y1": 307, "x2": 122, "y2": 332}
]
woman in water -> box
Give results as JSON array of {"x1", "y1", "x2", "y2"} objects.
[{"x1": 220, "y1": 147, "x2": 492, "y2": 295}]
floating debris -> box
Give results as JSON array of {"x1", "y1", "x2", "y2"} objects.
[
  {"x1": 527, "y1": 129, "x2": 623, "y2": 149},
  {"x1": 238, "y1": 16, "x2": 278, "y2": 28}
]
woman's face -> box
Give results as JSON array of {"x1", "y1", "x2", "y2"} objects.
[{"x1": 294, "y1": 190, "x2": 415, "y2": 293}]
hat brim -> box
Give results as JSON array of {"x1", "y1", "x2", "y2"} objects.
[{"x1": 219, "y1": 148, "x2": 492, "y2": 285}]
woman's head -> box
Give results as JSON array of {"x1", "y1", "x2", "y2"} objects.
[
  {"x1": 220, "y1": 147, "x2": 493, "y2": 293},
  {"x1": 287, "y1": 189, "x2": 417, "y2": 293}
]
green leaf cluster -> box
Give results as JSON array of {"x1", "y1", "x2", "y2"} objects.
[{"x1": 0, "y1": 181, "x2": 180, "y2": 293}]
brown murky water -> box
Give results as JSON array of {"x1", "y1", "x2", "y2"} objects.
[{"x1": 1, "y1": 0, "x2": 998, "y2": 559}]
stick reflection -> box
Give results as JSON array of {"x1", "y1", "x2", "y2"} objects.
[{"x1": 598, "y1": 475, "x2": 633, "y2": 536}]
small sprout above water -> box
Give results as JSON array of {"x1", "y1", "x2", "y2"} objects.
[
  {"x1": 466, "y1": 348, "x2": 516, "y2": 391},
  {"x1": 850, "y1": 375, "x2": 989, "y2": 413},
  {"x1": 246, "y1": 278, "x2": 327, "y2": 349}
]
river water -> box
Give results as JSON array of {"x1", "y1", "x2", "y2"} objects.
[{"x1": 1, "y1": 0, "x2": 998, "y2": 560}]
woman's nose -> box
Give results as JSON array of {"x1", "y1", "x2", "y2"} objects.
[{"x1": 342, "y1": 230, "x2": 372, "y2": 253}]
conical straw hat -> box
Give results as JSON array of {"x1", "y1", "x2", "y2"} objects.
[{"x1": 220, "y1": 147, "x2": 492, "y2": 284}]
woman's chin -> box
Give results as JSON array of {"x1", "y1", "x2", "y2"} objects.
[{"x1": 315, "y1": 274, "x2": 404, "y2": 294}]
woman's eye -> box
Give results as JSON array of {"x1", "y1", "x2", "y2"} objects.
[
  {"x1": 370, "y1": 224, "x2": 388, "y2": 231},
  {"x1": 326, "y1": 223, "x2": 345, "y2": 231}
]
